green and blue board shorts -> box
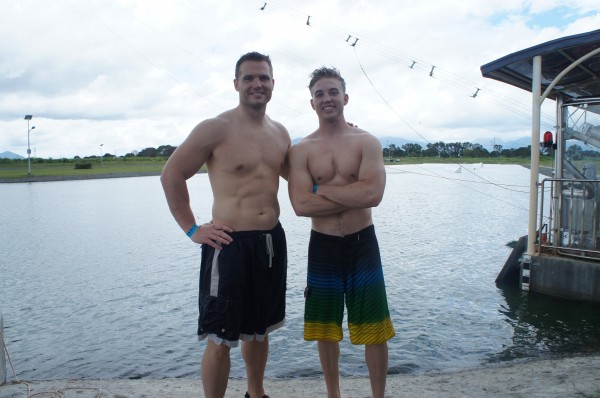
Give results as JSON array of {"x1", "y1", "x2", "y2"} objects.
[{"x1": 304, "y1": 225, "x2": 395, "y2": 344}]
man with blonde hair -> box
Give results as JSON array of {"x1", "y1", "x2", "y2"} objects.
[{"x1": 288, "y1": 66, "x2": 395, "y2": 398}]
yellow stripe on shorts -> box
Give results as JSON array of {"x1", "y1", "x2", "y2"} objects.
[
  {"x1": 304, "y1": 322, "x2": 343, "y2": 342},
  {"x1": 348, "y1": 317, "x2": 395, "y2": 345}
]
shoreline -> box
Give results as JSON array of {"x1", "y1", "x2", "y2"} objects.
[
  {"x1": 0, "y1": 163, "x2": 541, "y2": 184},
  {"x1": 2, "y1": 355, "x2": 599, "y2": 398},
  {"x1": 0, "y1": 171, "x2": 162, "y2": 184},
  {"x1": 520, "y1": 164, "x2": 554, "y2": 177}
]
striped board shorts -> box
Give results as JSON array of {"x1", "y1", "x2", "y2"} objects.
[{"x1": 304, "y1": 225, "x2": 395, "y2": 345}]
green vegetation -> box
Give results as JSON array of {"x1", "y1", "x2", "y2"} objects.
[
  {"x1": 74, "y1": 162, "x2": 93, "y2": 169},
  {"x1": 379, "y1": 140, "x2": 600, "y2": 169},
  {"x1": 0, "y1": 157, "x2": 169, "y2": 180},
  {"x1": 0, "y1": 154, "x2": 549, "y2": 181},
  {"x1": 2, "y1": 139, "x2": 587, "y2": 181}
]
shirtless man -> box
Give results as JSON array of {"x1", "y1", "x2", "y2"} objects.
[
  {"x1": 288, "y1": 66, "x2": 395, "y2": 398},
  {"x1": 161, "y1": 52, "x2": 290, "y2": 398}
]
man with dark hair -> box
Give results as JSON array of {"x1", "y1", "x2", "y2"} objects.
[
  {"x1": 161, "y1": 51, "x2": 290, "y2": 398},
  {"x1": 289, "y1": 66, "x2": 395, "y2": 398}
]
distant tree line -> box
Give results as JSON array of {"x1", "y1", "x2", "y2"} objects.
[
  {"x1": 383, "y1": 141, "x2": 533, "y2": 159},
  {"x1": 74, "y1": 145, "x2": 177, "y2": 160},
  {"x1": 2, "y1": 141, "x2": 598, "y2": 164},
  {"x1": 382, "y1": 141, "x2": 599, "y2": 160},
  {"x1": 126, "y1": 145, "x2": 177, "y2": 158},
  {"x1": 0, "y1": 144, "x2": 178, "y2": 164},
  {"x1": 564, "y1": 144, "x2": 600, "y2": 160},
  {"x1": 118, "y1": 142, "x2": 597, "y2": 160}
]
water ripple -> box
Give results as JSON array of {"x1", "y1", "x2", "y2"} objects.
[{"x1": 1, "y1": 169, "x2": 600, "y2": 381}]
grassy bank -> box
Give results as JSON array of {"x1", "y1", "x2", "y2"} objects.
[
  {"x1": 0, "y1": 156, "x2": 548, "y2": 182},
  {"x1": 0, "y1": 157, "x2": 167, "y2": 180}
]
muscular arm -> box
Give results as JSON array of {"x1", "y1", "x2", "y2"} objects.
[
  {"x1": 288, "y1": 144, "x2": 347, "y2": 217},
  {"x1": 314, "y1": 135, "x2": 385, "y2": 209},
  {"x1": 280, "y1": 153, "x2": 290, "y2": 182},
  {"x1": 279, "y1": 138, "x2": 292, "y2": 182},
  {"x1": 160, "y1": 119, "x2": 233, "y2": 248}
]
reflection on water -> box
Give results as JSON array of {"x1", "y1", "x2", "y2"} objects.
[
  {"x1": 1, "y1": 165, "x2": 599, "y2": 381},
  {"x1": 491, "y1": 287, "x2": 600, "y2": 363}
]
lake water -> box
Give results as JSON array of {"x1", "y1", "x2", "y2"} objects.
[{"x1": 1, "y1": 164, "x2": 600, "y2": 381}]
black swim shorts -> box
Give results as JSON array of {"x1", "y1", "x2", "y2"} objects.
[{"x1": 198, "y1": 222, "x2": 287, "y2": 347}]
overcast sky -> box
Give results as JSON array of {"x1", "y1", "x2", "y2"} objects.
[{"x1": 1, "y1": 0, "x2": 599, "y2": 158}]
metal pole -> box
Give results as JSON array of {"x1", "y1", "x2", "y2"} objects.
[
  {"x1": 27, "y1": 119, "x2": 31, "y2": 176},
  {"x1": 526, "y1": 56, "x2": 542, "y2": 256},
  {"x1": 24, "y1": 115, "x2": 33, "y2": 176}
]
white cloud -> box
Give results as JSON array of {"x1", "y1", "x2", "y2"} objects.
[{"x1": 0, "y1": 0, "x2": 598, "y2": 158}]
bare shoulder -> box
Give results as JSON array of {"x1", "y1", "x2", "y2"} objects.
[
  {"x1": 289, "y1": 134, "x2": 316, "y2": 161},
  {"x1": 267, "y1": 116, "x2": 287, "y2": 132},
  {"x1": 352, "y1": 127, "x2": 382, "y2": 149},
  {"x1": 292, "y1": 131, "x2": 320, "y2": 150},
  {"x1": 191, "y1": 110, "x2": 233, "y2": 136},
  {"x1": 182, "y1": 111, "x2": 238, "y2": 152},
  {"x1": 267, "y1": 116, "x2": 292, "y2": 143}
]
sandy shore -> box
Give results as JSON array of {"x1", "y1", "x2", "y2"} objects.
[{"x1": 1, "y1": 355, "x2": 599, "y2": 397}]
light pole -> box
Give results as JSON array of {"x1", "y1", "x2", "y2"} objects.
[
  {"x1": 24, "y1": 115, "x2": 35, "y2": 176},
  {"x1": 100, "y1": 144, "x2": 104, "y2": 167}
]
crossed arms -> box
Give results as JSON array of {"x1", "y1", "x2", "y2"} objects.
[{"x1": 287, "y1": 134, "x2": 385, "y2": 218}]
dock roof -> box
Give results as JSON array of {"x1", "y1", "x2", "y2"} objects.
[{"x1": 481, "y1": 29, "x2": 600, "y2": 101}]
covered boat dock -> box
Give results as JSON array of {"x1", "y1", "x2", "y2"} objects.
[{"x1": 481, "y1": 29, "x2": 600, "y2": 302}]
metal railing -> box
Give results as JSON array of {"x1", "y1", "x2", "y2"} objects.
[{"x1": 539, "y1": 178, "x2": 600, "y2": 260}]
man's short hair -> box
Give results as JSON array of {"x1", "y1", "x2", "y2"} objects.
[
  {"x1": 308, "y1": 66, "x2": 346, "y2": 94},
  {"x1": 235, "y1": 52, "x2": 273, "y2": 79}
]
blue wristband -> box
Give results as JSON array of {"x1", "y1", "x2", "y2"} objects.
[
  {"x1": 186, "y1": 223, "x2": 199, "y2": 238},
  {"x1": 312, "y1": 184, "x2": 319, "y2": 194}
]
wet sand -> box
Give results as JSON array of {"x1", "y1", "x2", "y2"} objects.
[{"x1": 1, "y1": 354, "x2": 599, "y2": 398}]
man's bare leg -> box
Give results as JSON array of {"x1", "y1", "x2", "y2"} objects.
[
  {"x1": 318, "y1": 340, "x2": 341, "y2": 398},
  {"x1": 242, "y1": 337, "x2": 269, "y2": 398},
  {"x1": 201, "y1": 340, "x2": 231, "y2": 398},
  {"x1": 365, "y1": 342, "x2": 388, "y2": 398}
]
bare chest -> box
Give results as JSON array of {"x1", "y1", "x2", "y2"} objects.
[
  {"x1": 307, "y1": 142, "x2": 362, "y2": 184},
  {"x1": 211, "y1": 131, "x2": 286, "y2": 175}
]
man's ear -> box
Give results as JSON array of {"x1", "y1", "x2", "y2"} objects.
[
  {"x1": 344, "y1": 93, "x2": 349, "y2": 105},
  {"x1": 310, "y1": 98, "x2": 316, "y2": 110},
  {"x1": 233, "y1": 79, "x2": 239, "y2": 92}
]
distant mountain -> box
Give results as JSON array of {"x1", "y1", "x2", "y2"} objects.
[
  {"x1": 472, "y1": 136, "x2": 532, "y2": 150},
  {"x1": 498, "y1": 137, "x2": 532, "y2": 149},
  {"x1": 0, "y1": 151, "x2": 23, "y2": 159}
]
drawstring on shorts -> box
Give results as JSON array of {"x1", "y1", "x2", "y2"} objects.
[{"x1": 264, "y1": 233, "x2": 274, "y2": 267}]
